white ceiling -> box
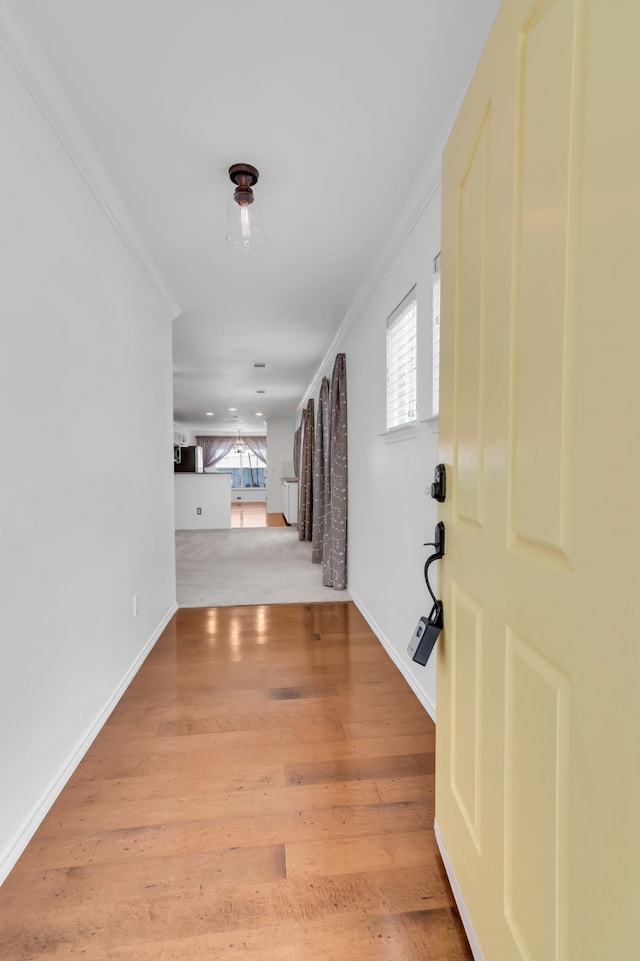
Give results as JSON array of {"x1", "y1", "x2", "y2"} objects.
[{"x1": 19, "y1": 0, "x2": 501, "y2": 435}]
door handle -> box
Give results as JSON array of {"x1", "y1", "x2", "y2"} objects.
[{"x1": 409, "y1": 523, "x2": 446, "y2": 666}]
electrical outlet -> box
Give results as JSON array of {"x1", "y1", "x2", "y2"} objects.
[
  {"x1": 133, "y1": 592, "x2": 139, "y2": 617},
  {"x1": 196, "y1": 507, "x2": 202, "y2": 515}
]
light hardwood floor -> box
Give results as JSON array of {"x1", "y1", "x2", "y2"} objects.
[
  {"x1": 231, "y1": 500, "x2": 287, "y2": 528},
  {"x1": 0, "y1": 602, "x2": 471, "y2": 961}
]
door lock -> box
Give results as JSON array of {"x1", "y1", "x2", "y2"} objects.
[
  {"x1": 431, "y1": 463, "x2": 446, "y2": 502},
  {"x1": 409, "y1": 522, "x2": 446, "y2": 667}
]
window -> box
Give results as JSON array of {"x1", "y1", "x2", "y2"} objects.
[
  {"x1": 386, "y1": 287, "x2": 417, "y2": 430},
  {"x1": 214, "y1": 449, "x2": 266, "y2": 488},
  {"x1": 432, "y1": 253, "x2": 441, "y2": 415}
]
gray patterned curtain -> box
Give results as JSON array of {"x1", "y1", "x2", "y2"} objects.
[
  {"x1": 312, "y1": 377, "x2": 330, "y2": 564},
  {"x1": 244, "y1": 436, "x2": 267, "y2": 463},
  {"x1": 195, "y1": 435, "x2": 235, "y2": 469},
  {"x1": 298, "y1": 399, "x2": 314, "y2": 541},
  {"x1": 323, "y1": 353, "x2": 347, "y2": 589},
  {"x1": 293, "y1": 426, "x2": 301, "y2": 479}
]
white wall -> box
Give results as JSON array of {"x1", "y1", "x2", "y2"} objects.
[
  {"x1": 231, "y1": 489, "x2": 268, "y2": 503},
  {"x1": 265, "y1": 417, "x2": 296, "y2": 513},
  {"x1": 302, "y1": 180, "x2": 442, "y2": 718},
  {"x1": 175, "y1": 474, "x2": 231, "y2": 528},
  {"x1": 0, "y1": 14, "x2": 178, "y2": 882}
]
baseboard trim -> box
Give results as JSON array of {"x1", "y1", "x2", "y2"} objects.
[
  {"x1": 434, "y1": 820, "x2": 484, "y2": 961},
  {"x1": 0, "y1": 602, "x2": 178, "y2": 885},
  {"x1": 348, "y1": 587, "x2": 437, "y2": 722}
]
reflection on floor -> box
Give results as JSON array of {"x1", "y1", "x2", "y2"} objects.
[
  {"x1": 0, "y1": 603, "x2": 469, "y2": 961},
  {"x1": 231, "y1": 500, "x2": 287, "y2": 529}
]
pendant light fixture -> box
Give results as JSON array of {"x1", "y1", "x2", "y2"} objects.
[
  {"x1": 226, "y1": 163, "x2": 266, "y2": 250},
  {"x1": 233, "y1": 430, "x2": 247, "y2": 454}
]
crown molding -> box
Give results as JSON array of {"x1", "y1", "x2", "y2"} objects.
[
  {"x1": 298, "y1": 91, "x2": 473, "y2": 415},
  {"x1": 298, "y1": 154, "x2": 442, "y2": 415},
  {"x1": 0, "y1": 0, "x2": 181, "y2": 321}
]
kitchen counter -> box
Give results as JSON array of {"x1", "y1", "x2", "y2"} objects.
[{"x1": 174, "y1": 473, "x2": 232, "y2": 529}]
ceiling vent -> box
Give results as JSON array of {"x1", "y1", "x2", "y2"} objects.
[{"x1": 252, "y1": 361, "x2": 266, "y2": 368}]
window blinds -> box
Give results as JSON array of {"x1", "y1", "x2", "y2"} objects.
[{"x1": 386, "y1": 287, "x2": 417, "y2": 430}]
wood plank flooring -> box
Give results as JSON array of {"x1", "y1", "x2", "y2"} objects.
[
  {"x1": 230, "y1": 501, "x2": 286, "y2": 527},
  {"x1": 0, "y1": 602, "x2": 471, "y2": 961}
]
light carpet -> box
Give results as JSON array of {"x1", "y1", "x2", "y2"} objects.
[{"x1": 175, "y1": 527, "x2": 351, "y2": 607}]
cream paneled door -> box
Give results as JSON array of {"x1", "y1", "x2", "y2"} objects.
[{"x1": 436, "y1": 1, "x2": 640, "y2": 959}]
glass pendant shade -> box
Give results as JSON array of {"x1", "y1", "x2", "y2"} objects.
[{"x1": 226, "y1": 197, "x2": 266, "y2": 250}]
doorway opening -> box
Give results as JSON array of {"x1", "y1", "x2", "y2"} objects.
[{"x1": 230, "y1": 501, "x2": 287, "y2": 529}]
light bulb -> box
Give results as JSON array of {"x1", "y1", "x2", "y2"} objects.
[
  {"x1": 226, "y1": 197, "x2": 266, "y2": 250},
  {"x1": 240, "y1": 205, "x2": 251, "y2": 239}
]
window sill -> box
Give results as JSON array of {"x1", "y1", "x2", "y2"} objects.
[
  {"x1": 380, "y1": 423, "x2": 419, "y2": 444},
  {"x1": 420, "y1": 414, "x2": 440, "y2": 434}
]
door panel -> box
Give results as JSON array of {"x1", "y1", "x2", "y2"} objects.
[
  {"x1": 510, "y1": 0, "x2": 583, "y2": 563},
  {"x1": 504, "y1": 628, "x2": 571, "y2": 961},
  {"x1": 439, "y1": 11, "x2": 513, "y2": 949},
  {"x1": 450, "y1": 581, "x2": 483, "y2": 852},
  {"x1": 437, "y1": 0, "x2": 640, "y2": 959},
  {"x1": 454, "y1": 110, "x2": 490, "y2": 533}
]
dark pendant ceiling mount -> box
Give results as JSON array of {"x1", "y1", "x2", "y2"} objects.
[
  {"x1": 226, "y1": 163, "x2": 266, "y2": 250},
  {"x1": 228, "y1": 163, "x2": 259, "y2": 205}
]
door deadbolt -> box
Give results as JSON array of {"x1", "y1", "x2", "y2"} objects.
[{"x1": 431, "y1": 463, "x2": 446, "y2": 502}]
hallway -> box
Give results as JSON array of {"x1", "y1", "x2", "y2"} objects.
[{"x1": 0, "y1": 603, "x2": 469, "y2": 960}]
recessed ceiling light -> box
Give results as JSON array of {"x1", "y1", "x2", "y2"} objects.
[
  {"x1": 255, "y1": 412, "x2": 263, "y2": 416},
  {"x1": 206, "y1": 412, "x2": 214, "y2": 416},
  {"x1": 228, "y1": 407, "x2": 237, "y2": 411}
]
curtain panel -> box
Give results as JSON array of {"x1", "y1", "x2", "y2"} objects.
[
  {"x1": 293, "y1": 427, "x2": 301, "y2": 479},
  {"x1": 195, "y1": 435, "x2": 235, "y2": 469},
  {"x1": 196, "y1": 435, "x2": 266, "y2": 468},
  {"x1": 312, "y1": 377, "x2": 330, "y2": 564},
  {"x1": 243, "y1": 436, "x2": 267, "y2": 463},
  {"x1": 322, "y1": 353, "x2": 347, "y2": 590},
  {"x1": 298, "y1": 399, "x2": 315, "y2": 541}
]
